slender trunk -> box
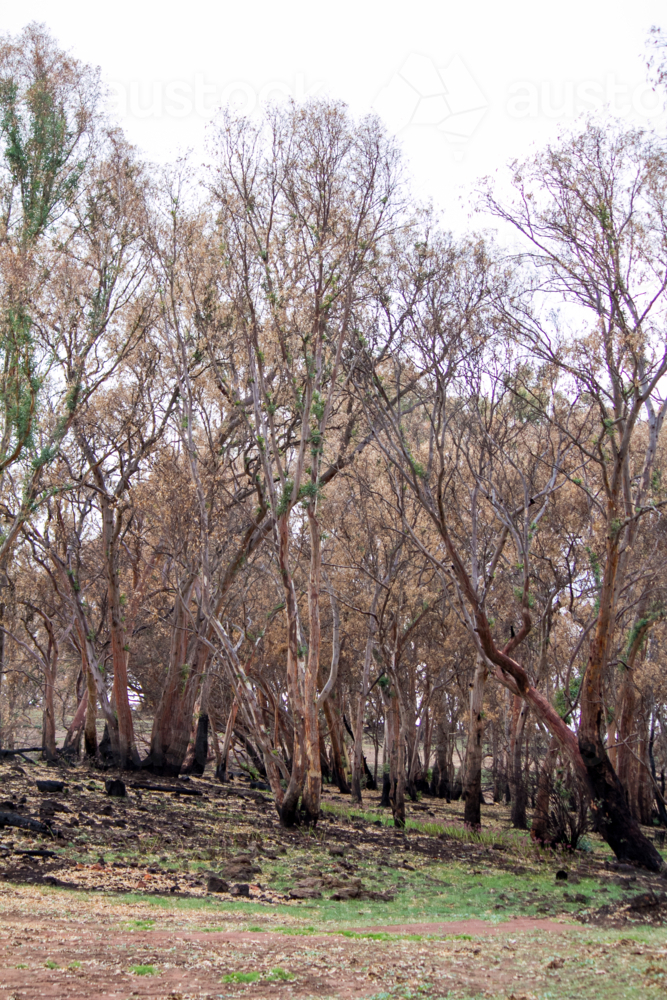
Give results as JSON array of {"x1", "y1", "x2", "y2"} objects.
[
  {"x1": 0, "y1": 602, "x2": 4, "y2": 749},
  {"x1": 102, "y1": 497, "x2": 138, "y2": 769},
  {"x1": 352, "y1": 589, "x2": 379, "y2": 803},
  {"x1": 431, "y1": 717, "x2": 450, "y2": 798},
  {"x1": 380, "y1": 689, "x2": 392, "y2": 807},
  {"x1": 277, "y1": 514, "x2": 307, "y2": 826},
  {"x1": 532, "y1": 736, "x2": 559, "y2": 845},
  {"x1": 322, "y1": 696, "x2": 350, "y2": 793},
  {"x1": 302, "y1": 506, "x2": 322, "y2": 823},
  {"x1": 509, "y1": 695, "x2": 529, "y2": 829},
  {"x1": 62, "y1": 689, "x2": 87, "y2": 754},
  {"x1": 188, "y1": 672, "x2": 213, "y2": 776},
  {"x1": 616, "y1": 664, "x2": 636, "y2": 806},
  {"x1": 216, "y1": 699, "x2": 238, "y2": 782},
  {"x1": 388, "y1": 687, "x2": 405, "y2": 826},
  {"x1": 636, "y1": 696, "x2": 653, "y2": 825},
  {"x1": 42, "y1": 659, "x2": 57, "y2": 763},
  {"x1": 463, "y1": 656, "x2": 487, "y2": 829}
]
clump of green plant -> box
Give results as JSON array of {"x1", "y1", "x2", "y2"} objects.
[
  {"x1": 267, "y1": 967, "x2": 295, "y2": 981},
  {"x1": 222, "y1": 970, "x2": 261, "y2": 983},
  {"x1": 45, "y1": 959, "x2": 58, "y2": 969},
  {"x1": 129, "y1": 964, "x2": 158, "y2": 976}
]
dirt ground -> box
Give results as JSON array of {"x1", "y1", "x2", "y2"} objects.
[{"x1": 0, "y1": 758, "x2": 666, "y2": 999}]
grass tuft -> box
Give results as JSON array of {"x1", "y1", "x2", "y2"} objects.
[{"x1": 222, "y1": 970, "x2": 261, "y2": 983}]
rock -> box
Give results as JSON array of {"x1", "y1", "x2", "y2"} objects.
[
  {"x1": 331, "y1": 886, "x2": 361, "y2": 900},
  {"x1": 330, "y1": 878, "x2": 363, "y2": 900},
  {"x1": 105, "y1": 779, "x2": 126, "y2": 797},
  {"x1": 36, "y1": 780, "x2": 64, "y2": 793},
  {"x1": 230, "y1": 883, "x2": 250, "y2": 897},
  {"x1": 329, "y1": 844, "x2": 346, "y2": 857},
  {"x1": 629, "y1": 891, "x2": 661, "y2": 910},
  {"x1": 207, "y1": 876, "x2": 230, "y2": 893},
  {"x1": 293, "y1": 877, "x2": 323, "y2": 889},
  {"x1": 39, "y1": 799, "x2": 70, "y2": 816},
  {"x1": 573, "y1": 894, "x2": 590, "y2": 904},
  {"x1": 223, "y1": 861, "x2": 261, "y2": 879},
  {"x1": 555, "y1": 870, "x2": 568, "y2": 881},
  {"x1": 289, "y1": 886, "x2": 322, "y2": 899}
]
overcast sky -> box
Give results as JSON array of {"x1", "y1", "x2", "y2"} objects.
[{"x1": 4, "y1": 1, "x2": 666, "y2": 228}]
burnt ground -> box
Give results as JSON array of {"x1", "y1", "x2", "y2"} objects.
[{"x1": 0, "y1": 758, "x2": 666, "y2": 998}]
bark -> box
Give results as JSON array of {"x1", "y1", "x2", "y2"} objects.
[
  {"x1": 101, "y1": 496, "x2": 138, "y2": 768},
  {"x1": 323, "y1": 696, "x2": 350, "y2": 793},
  {"x1": 463, "y1": 656, "x2": 487, "y2": 829},
  {"x1": 509, "y1": 695, "x2": 529, "y2": 829},
  {"x1": 145, "y1": 578, "x2": 197, "y2": 774},
  {"x1": 430, "y1": 717, "x2": 450, "y2": 798},
  {"x1": 0, "y1": 602, "x2": 4, "y2": 749},
  {"x1": 531, "y1": 736, "x2": 559, "y2": 845},
  {"x1": 387, "y1": 687, "x2": 405, "y2": 827},
  {"x1": 352, "y1": 588, "x2": 379, "y2": 803},
  {"x1": 216, "y1": 699, "x2": 238, "y2": 782},
  {"x1": 276, "y1": 514, "x2": 307, "y2": 827},
  {"x1": 301, "y1": 505, "x2": 322, "y2": 823},
  {"x1": 62, "y1": 689, "x2": 87, "y2": 755}
]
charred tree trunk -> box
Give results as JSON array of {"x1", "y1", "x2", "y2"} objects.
[
  {"x1": 322, "y1": 696, "x2": 350, "y2": 793},
  {"x1": 216, "y1": 700, "x2": 238, "y2": 782},
  {"x1": 463, "y1": 656, "x2": 487, "y2": 829},
  {"x1": 388, "y1": 687, "x2": 405, "y2": 827},
  {"x1": 509, "y1": 695, "x2": 529, "y2": 829},
  {"x1": 531, "y1": 736, "x2": 559, "y2": 845}
]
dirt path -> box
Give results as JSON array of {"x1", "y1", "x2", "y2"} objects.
[
  {"x1": 0, "y1": 900, "x2": 578, "y2": 1000},
  {"x1": 354, "y1": 917, "x2": 575, "y2": 935}
]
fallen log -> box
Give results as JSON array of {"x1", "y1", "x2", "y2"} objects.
[
  {"x1": 128, "y1": 782, "x2": 202, "y2": 797},
  {"x1": 0, "y1": 811, "x2": 50, "y2": 834}
]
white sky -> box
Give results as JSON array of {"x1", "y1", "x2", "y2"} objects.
[{"x1": 3, "y1": 1, "x2": 666, "y2": 230}]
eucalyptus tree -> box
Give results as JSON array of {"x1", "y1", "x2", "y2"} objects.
[
  {"x1": 207, "y1": 100, "x2": 402, "y2": 825},
  {"x1": 486, "y1": 123, "x2": 667, "y2": 868}
]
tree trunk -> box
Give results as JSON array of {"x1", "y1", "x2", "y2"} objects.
[
  {"x1": 302, "y1": 505, "x2": 322, "y2": 823},
  {"x1": 42, "y1": 660, "x2": 57, "y2": 763},
  {"x1": 351, "y1": 591, "x2": 379, "y2": 803},
  {"x1": 322, "y1": 696, "x2": 350, "y2": 793},
  {"x1": 277, "y1": 514, "x2": 308, "y2": 826},
  {"x1": 388, "y1": 688, "x2": 405, "y2": 827},
  {"x1": 509, "y1": 695, "x2": 529, "y2": 829},
  {"x1": 62, "y1": 689, "x2": 87, "y2": 755},
  {"x1": 216, "y1": 699, "x2": 238, "y2": 782},
  {"x1": 463, "y1": 656, "x2": 487, "y2": 829},
  {"x1": 102, "y1": 497, "x2": 138, "y2": 768},
  {"x1": 532, "y1": 736, "x2": 559, "y2": 845}
]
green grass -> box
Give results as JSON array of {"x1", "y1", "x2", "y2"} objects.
[
  {"x1": 125, "y1": 918, "x2": 155, "y2": 930},
  {"x1": 129, "y1": 964, "x2": 158, "y2": 975},
  {"x1": 221, "y1": 970, "x2": 261, "y2": 983},
  {"x1": 267, "y1": 967, "x2": 295, "y2": 981},
  {"x1": 44, "y1": 959, "x2": 58, "y2": 969}
]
